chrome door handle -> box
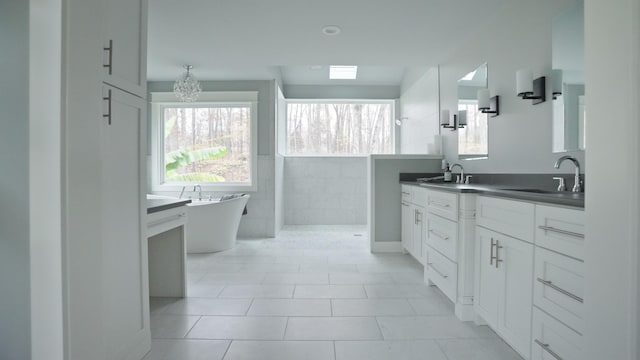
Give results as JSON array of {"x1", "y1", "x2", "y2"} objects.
[
  {"x1": 490, "y1": 238, "x2": 496, "y2": 265},
  {"x1": 429, "y1": 229, "x2": 449, "y2": 241},
  {"x1": 495, "y1": 240, "x2": 503, "y2": 268},
  {"x1": 536, "y1": 278, "x2": 583, "y2": 303},
  {"x1": 538, "y1": 225, "x2": 584, "y2": 239},
  {"x1": 534, "y1": 339, "x2": 563, "y2": 360},
  {"x1": 429, "y1": 200, "x2": 450, "y2": 208},
  {"x1": 102, "y1": 89, "x2": 112, "y2": 125},
  {"x1": 427, "y1": 263, "x2": 448, "y2": 278},
  {"x1": 103, "y1": 39, "x2": 113, "y2": 75}
]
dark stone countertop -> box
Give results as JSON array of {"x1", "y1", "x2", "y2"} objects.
[
  {"x1": 401, "y1": 181, "x2": 584, "y2": 208},
  {"x1": 146, "y1": 197, "x2": 191, "y2": 214}
]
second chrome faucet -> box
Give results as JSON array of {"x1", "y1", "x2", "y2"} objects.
[{"x1": 554, "y1": 156, "x2": 582, "y2": 192}]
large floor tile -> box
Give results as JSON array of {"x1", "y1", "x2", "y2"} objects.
[
  {"x1": 150, "y1": 297, "x2": 181, "y2": 315},
  {"x1": 408, "y1": 297, "x2": 454, "y2": 315},
  {"x1": 247, "y1": 299, "x2": 331, "y2": 316},
  {"x1": 186, "y1": 316, "x2": 287, "y2": 340},
  {"x1": 294, "y1": 285, "x2": 367, "y2": 299},
  {"x1": 142, "y1": 339, "x2": 230, "y2": 360},
  {"x1": 263, "y1": 272, "x2": 329, "y2": 285},
  {"x1": 331, "y1": 299, "x2": 416, "y2": 316},
  {"x1": 218, "y1": 285, "x2": 294, "y2": 298},
  {"x1": 285, "y1": 317, "x2": 383, "y2": 340},
  {"x1": 150, "y1": 314, "x2": 200, "y2": 339},
  {"x1": 329, "y1": 272, "x2": 395, "y2": 285},
  {"x1": 163, "y1": 298, "x2": 252, "y2": 316},
  {"x1": 364, "y1": 284, "x2": 437, "y2": 298},
  {"x1": 198, "y1": 273, "x2": 266, "y2": 284},
  {"x1": 298, "y1": 263, "x2": 359, "y2": 273},
  {"x1": 223, "y1": 341, "x2": 335, "y2": 360},
  {"x1": 436, "y1": 338, "x2": 523, "y2": 360},
  {"x1": 240, "y1": 263, "x2": 301, "y2": 273},
  {"x1": 186, "y1": 283, "x2": 225, "y2": 298},
  {"x1": 377, "y1": 316, "x2": 497, "y2": 340},
  {"x1": 335, "y1": 340, "x2": 448, "y2": 360}
]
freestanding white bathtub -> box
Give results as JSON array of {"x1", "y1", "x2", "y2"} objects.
[{"x1": 186, "y1": 194, "x2": 250, "y2": 253}]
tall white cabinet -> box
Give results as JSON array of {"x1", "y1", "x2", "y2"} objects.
[{"x1": 65, "y1": 0, "x2": 149, "y2": 358}]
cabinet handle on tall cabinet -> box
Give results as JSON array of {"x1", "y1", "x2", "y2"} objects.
[
  {"x1": 103, "y1": 39, "x2": 113, "y2": 75},
  {"x1": 490, "y1": 238, "x2": 497, "y2": 265},
  {"x1": 103, "y1": 89, "x2": 112, "y2": 125},
  {"x1": 495, "y1": 240, "x2": 503, "y2": 268}
]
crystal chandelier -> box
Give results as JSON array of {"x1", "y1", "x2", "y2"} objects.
[{"x1": 173, "y1": 65, "x2": 202, "y2": 102}]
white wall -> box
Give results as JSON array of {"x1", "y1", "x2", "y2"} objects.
[
  {"x1": 438, "y1": 0, "x2": 584, "y2": 174},
  {"x1": 29, "y1": 0, "x2": 64, "y2": 358},
  {"x1": 584, "y1": 0, "x2": 639, "y2": 359},
  {"x1": 275, "y1": 85, "x2": 286, "y2": 233},
  {"x1": 147, "y1": 80, "x2": 278, "y2": 237},
  {"x1": 284, "y1": 157, "x2": 367, "y2": 225},
  {"x1": 399, "y1": 67, "x2": 441, "y2": 154},
  {"x1": 0, "y1": 2, "x2": 31, "y2": 358}
]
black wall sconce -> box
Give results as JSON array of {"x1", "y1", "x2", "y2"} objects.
[
  {"x1": 516, "y1": 69, "x2": 546, "y2": 105},
  {"x1": 477, "y1": 89, "x2": 500, "y2": 117},
  {"x1": 440, "y1": 109, "x2": 466, "y2": 131}
]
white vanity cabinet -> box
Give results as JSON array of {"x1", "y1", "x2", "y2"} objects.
[
  {"x1": 400, "y1": 185, "x2": 426, "y2": 264},
  {"x1": 531, "y1": 205, "x2": 585, "y2": 360},
  {"x1": 421, "y1": 188, "x2": 476, "y2": 321},
  {"x1": 101, "y1": 0, "x2": 148, "y2": 98},
  {"x1": 474, "y1": 196, "x2": 534, "y2": 359}
]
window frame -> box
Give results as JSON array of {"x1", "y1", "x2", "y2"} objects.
[
  {"x1": 284, "y1": 99, "x2": 396, "y2": 157},
  {"x1": 150, "y1": 91, "x2": 258, "y2": 193},
  {"x1": 457, "y1": 99, "x2": 489, "y2": 160}
]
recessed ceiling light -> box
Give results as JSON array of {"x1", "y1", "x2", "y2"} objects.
[
  {"x1": 322, "y1": 25, "x2": 341, "y2": 36},
  {"x1": 329, "y1": 65, "x2": 357, "y2": 80}
]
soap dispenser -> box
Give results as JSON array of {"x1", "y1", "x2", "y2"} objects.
[{"x1": 443, "y1": 162, "x2": 452, "y2": 182}]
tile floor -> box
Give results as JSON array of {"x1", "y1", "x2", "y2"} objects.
[{"x1": 145, "y1": 225, "x2": 523, "y2": 360}]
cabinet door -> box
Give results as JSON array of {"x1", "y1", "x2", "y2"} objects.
[
  {"x1": 401, "y1": 202, "x2": 413, "y2": 253},
  {"x1": 102, "y1": 0, "x2": 147, "y2": 97},
  {"x1": 474, "y1": 226, "x2": 500, "y2": 328},
  {"x1": 100, "y1": 86, "x2": 150, "y2": 359},
  {"x1": 497, "y1": 234, "x2": 534, "y2": 359},
  {"x1": 413, "y1": 206, "x2": 425, "y2": 264}
]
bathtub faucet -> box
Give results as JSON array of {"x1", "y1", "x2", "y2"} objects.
[{"x1": 193, "y1": 184, "x2": 202, "y2": 201}]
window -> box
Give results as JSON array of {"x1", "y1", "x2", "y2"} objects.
[
  {"x1": 286, "y1": 101, "x2": 395, "y2": 155},
  {"x1": 457, "y1": 100, "x2": 488, "y2": 158},
  {"x1": 151, "y1": 92, "x2": 257, "y2": 192}
]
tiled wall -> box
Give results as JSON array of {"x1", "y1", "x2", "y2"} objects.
[
  {"x1": 237, "y1": 156, "x2": 276, "y2": 238},
  {"x1": 284, "y1": 157, "x2": 367, "y2": 225}
]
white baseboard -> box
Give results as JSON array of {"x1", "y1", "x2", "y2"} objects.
[{"x1": 371, "y1": 241, "x2": 403, "y2": 253}]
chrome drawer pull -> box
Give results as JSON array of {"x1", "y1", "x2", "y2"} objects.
[
  {"x1": 538, "y1": 225, "x2": 584, "y2": 239},
  {"x1": 402, "y1": 191, "x2": 411, "y2": 195},
  {"x1": 534, "y1": 339, "x2": 563, "y2": 360},
  {"x1": 429, "y1": 229, "x2": 449, "y2": 241},
  {"x1": 429, "y1": 200, "x2": 450, "y2": 208},
  {"x1": 427, "y1": 263, "x2": 448, "y2": 278},
  {"x1": 537, "y1": 278, "x2": 583, "y2": 303}
]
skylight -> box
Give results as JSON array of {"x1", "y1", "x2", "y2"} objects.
[
  {"x1": 329, "y1": 66, "x2": 358, "y2": 80},
  {"x1": 461, "y1": 69, "x2": 477, "y2": 81}
]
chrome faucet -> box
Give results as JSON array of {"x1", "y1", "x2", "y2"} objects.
[
  {"x1": 450, "y1": 163, "x2": 465, "y2": 184},
  {"x1": 193, "y1": 184, "x2": 202, "y2": 200},
  {"x1": 554, "y1": 156, "x2": 582, "y2": 192}
]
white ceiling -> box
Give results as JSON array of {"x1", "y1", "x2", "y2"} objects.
[{"x1": 147, "y1": 0, "x2": 509, "y2": 85}]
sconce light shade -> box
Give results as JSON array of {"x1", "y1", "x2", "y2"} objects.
[
  {"x1": 458, "y1": 110, "x2": 467, "y2": 126},
  {"x1": 551, "y1": 69, "x2": 563, "y2": 99},
  {"x1": 477, "y1": 89, "x2": 500, "y2": 117},
  {"x1": 516, "y1": 68, "x2": 546, "y2": 105},
  {"x1": 441, "y1": 109, "x2": 461, "y2": 130}
]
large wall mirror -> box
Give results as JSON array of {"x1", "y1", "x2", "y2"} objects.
[
  {"x1": 552, "y1": 0, "x2": 585, "y2": 152},
  {"x1": 458, "y1": 63, "x2": 488, "y2": 159}
]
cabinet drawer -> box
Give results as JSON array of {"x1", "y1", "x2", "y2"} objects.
[
  {"x1": 476, "y1": 196, "x2": 534, "y2": 242},
  {"x1": 425, "y1": 213, "x2": 458, "y2": 262},
  {"x1": 425, "y1": 245, "x2": 458, "y2": 302},
  {"x1": 532, "y1": 307, "x2": 583, "y2": 360},
  {"x1": 426, "y1": 190, "x2": 458, "y2": 221},
  {"x1": 534, "y1": 247, "x2": 584, "y2": 333},
  {"x1": 401, "y1": 185, "x2": 413, "y2": 203},
  {"x1": 535, "y1": 205, "x2": 585, "y2": 260},
  {"x1": 413, "y1": 187, "x2": 428, "y2": 206}
]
